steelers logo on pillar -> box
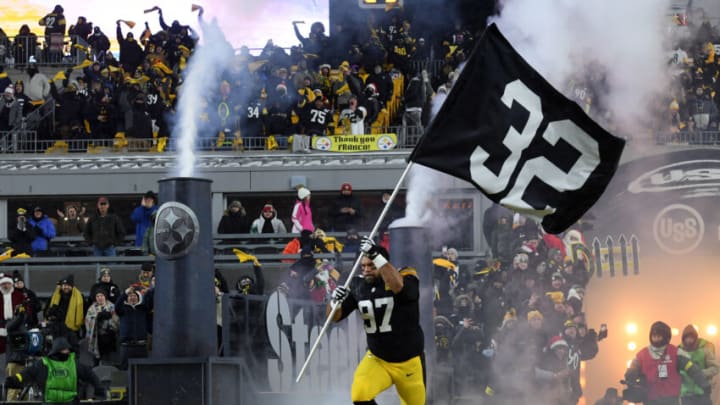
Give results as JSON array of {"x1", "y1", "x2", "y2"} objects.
[{"x1": 154, "y1": 202, "x2": 200, "y2": 260}]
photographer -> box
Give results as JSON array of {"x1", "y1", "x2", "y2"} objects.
[
  {"x1": 8, "y1": 208, "x2": 36, "y2": 256},
  {"x1": 625, "y1": 321, "x2": 711, "y2": 405}
]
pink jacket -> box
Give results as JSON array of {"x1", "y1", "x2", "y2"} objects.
[{"x1": 291, "y1": 200, "x2": 314, "y2": 233}]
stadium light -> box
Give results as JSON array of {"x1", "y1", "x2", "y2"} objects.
[
  {"x1": 627, "y1": 341, "x2": 636, "y2": 351},
  {"x1": 626, "y1": 322, "x2": 637, "y2": 334},
  {"x1": 707, "y1": 325, "x2": 717, "y2": 336},
  {"x1": 672, "y1": 328, "x2": 679, "y2": 336}
]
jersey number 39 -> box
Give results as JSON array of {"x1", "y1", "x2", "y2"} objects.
[{"x1": 358, "y1": 298, "x2": 394, "y2": 334}]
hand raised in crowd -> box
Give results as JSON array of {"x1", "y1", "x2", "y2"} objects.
[{"x1": 56, "y1": 208, "x2": 65, "y2": 218}]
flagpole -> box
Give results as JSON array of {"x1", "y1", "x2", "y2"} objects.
[{"x1": 295, "y1": 161, "x2": 415, "y2": 383}]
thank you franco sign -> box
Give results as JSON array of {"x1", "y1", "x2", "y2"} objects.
[{"x1": 311, "y1": 133, "x2": 398, "y2": 152}]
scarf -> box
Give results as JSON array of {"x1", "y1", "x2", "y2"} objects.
[
  {"x1": 49, "y1": 286, "x2": 84, "y2": 331},
  {"x1": 261, "y1": 218, "x2": 274, "y2": 234},
  {"x1": 648, "y1": 344, "x2": 667, "y2": 360}
]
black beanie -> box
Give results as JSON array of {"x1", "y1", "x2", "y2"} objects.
[
  {"x1": 650, "y1": 321, "x2": 671, "y2": 347},
  {"x1": 58, "y1": 274, "x2": 74, "y2": 286}
]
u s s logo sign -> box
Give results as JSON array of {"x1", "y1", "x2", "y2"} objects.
[{"x1": 652, "y1": 204, "x2": 704, "y2": 255}]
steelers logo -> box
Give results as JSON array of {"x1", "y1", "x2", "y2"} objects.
[
  {"x1": 153, "y1": 202, "x2": 200, "y2": 260},
  {"x1": 314, "y1": 136, "x2": 332, "y2": 151},
  {"x1": 376, "y1": 135, "x2": 396, "y2": 150}
]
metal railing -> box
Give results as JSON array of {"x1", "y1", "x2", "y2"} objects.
[
  {"x1": 655, "y1": 131, "x2": 720, "y2": 145},
  {"x1": 22, "y1": 96, "x2": 56, "y2": 133},
  {"x1": 0, "y1": 34, "x2": 86, "y2": 67},
  {"x1": 0, "y1": 232, "x2": 485, "y2": 296},
  {"x1": 4, "y1": 128, "x2": 720, "y2": 154},
  {"x1": 0, "y1": 130, "x2": 38, "y2": 153},
  {"x1": 0, "y1": 124, "x2": 427, "y2": 154}
]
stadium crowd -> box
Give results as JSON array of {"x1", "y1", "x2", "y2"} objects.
[
  {"x1": 663, "y1": 19, "x2": 720, "y2": 140},
  {"x1": 0, "y1": 3, "x2": 476, "y2": 152}
]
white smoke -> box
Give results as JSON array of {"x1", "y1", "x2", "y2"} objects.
[
  {"x1": 396, "y1": 71, "x2": 471, "y2": 247},
  {"x1": 490, "y1": 0, "x2": 672, "y2": 137},
  {"x1": 174, "y1": 17, "x2": 234, "y2": 177}
]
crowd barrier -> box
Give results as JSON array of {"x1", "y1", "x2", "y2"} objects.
[
  {"x1": 0, "y1": 34, "x2": 86, "y2": 67},
  {"x1": 655, "y1": 130, "x2": 720, "y2": 145},
  {"x1": 0, "y1": 125, "x2": 427, "y2": 154}
]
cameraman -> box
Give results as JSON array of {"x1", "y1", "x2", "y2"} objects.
[
  {"x1": 625, "y1": 321, "x2": 711, "y2": 405},
  {"x1": 5, "y1": 337, "x2": 106, "y2": 404},
  {"x1": 8, "y1": 208, "x2": 36, "y2": 256}
]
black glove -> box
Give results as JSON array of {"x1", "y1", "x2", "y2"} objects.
[
  {"x1": 360, "y1": 236, "x2": 380, "y2": 259},
  {"x1": 5, "y1": 375, "x2": 22, "y2": 389},
  {"x1": 331, "y1": 286, "x2": 350, "y2": 304}
]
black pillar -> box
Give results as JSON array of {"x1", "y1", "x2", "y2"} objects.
[{"x1": 152, "y1": 177, "x2": 216, "y2": 358}]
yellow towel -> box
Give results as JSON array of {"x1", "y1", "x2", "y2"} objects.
[
  {"x1": 49, "y1": 286, "x2": 84, "y2": 331},
  {"x1": 72, "y1": 59, "x2": 93, "y2": 70},
  {"x1": 233, "y1": 249, "x2": 260, "y2": 267},
  {"x1": 0, "y1": 249, "x2": 14, "y2": 262},
  {"x1": 51, "y1": 71, "x2": 67, "y2": 82}
]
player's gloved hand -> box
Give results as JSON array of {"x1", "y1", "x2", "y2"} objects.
[
  {"x1": 332, "y1": 286, "x2": 350, "y2": 304},
  {"x1": 360, "y1": 236, "x2": 388, "y2": 268},
  {"x1": 360, "y1": 236, "x2": 381, "y2": 258}
]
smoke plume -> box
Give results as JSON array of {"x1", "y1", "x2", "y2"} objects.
[
  {"x1": 174, "y1": 17, "x2": 234, "y2": 177},
  {"x1": 490, "y1": 0, "x2": 672, "y2": 138}
]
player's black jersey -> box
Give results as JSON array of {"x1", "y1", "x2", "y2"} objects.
[
  {"x1": 340, "y1": 268, "x2": 424, "y2": 362},
  {"x1": 301, "y1": 105, "x2": 331, "y2": 136},
  {"x1": 240, "y1": 99, "x2": 266, "y2": 137}
]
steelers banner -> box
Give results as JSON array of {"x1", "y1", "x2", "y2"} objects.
[{"x1": 311, "y1": 133, "x2": 398, "y2": 152}]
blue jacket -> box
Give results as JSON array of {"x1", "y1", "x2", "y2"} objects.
[
  {"x1": 130, "y1": 205, "x2": 158, "y2": 247},
  {"x1": 27, "y1": 215, "x2": 56, "y2": 252}
]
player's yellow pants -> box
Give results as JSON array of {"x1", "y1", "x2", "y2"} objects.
[{"x1": 351, "y1": 351, "x2": 426, "y2": 405}]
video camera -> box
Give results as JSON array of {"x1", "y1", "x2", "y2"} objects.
[{"x1": 620, "y1": 377, "x2": 648, "y2": 403}]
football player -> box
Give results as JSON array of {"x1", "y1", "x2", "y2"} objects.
[{"x1": 329, "y1": 236, "x2": 425, "y2": 405}]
